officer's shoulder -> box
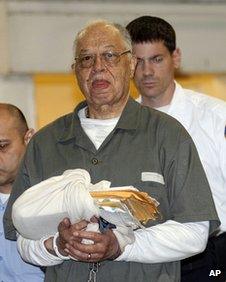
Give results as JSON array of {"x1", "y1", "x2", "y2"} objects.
[{"x1": 184, "y1": 88, "x2": 226, "y2": 117}]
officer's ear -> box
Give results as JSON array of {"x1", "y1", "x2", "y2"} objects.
[
  {"x1": 24, "y1": 128, "x2": 35, "y2": 145},
  {"x1": 172, "y1": 48, "x2": 181, "y2": 69}
]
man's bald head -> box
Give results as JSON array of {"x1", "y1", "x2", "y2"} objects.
[
  {"x1": 0, "y1": 103, "x2": 34, "y2": 193},
  {"x1": 0, "y1": 103, "x2": 29, "y2": 138}
]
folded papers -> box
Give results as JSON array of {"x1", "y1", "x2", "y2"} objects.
[{"x1": 91, "y1": 189, "x2": 159, "y2": 225}]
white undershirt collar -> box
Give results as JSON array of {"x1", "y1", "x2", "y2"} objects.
[{"x1": 78, "y1": 107, "x2": 120, "y2": 149}]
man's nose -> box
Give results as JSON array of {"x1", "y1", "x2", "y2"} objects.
[
  {"x1": 142, "y1": 60, "x2": 154, "y2": 76},
  {"x1": 93, "y1": 55, "x2": 105, "y2": 72}
]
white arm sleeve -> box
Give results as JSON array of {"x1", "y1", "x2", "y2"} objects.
[
  {"x1": 17, "y1": 234, "x2": 64, "y2": 266},
  {"x1": 116, "y1": 220, "x2": 209, "y2": 263},
  {"x1": 17, "y1": 220, "x2": 209, "y2": 265},
  {"x1": 220, "y1": 122, "x2": 226, "y2": 186}
]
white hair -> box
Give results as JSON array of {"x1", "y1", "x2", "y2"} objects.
[{"x1": 72, "y1": 19, "x2": 132, "y2": 58}]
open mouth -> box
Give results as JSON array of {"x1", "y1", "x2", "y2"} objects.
[{"x1": 92, "y1": 79, "x2": 110, "y2": 90}]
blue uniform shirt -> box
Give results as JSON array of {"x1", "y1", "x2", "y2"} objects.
[{"x1": 0, "y1": 198, "x2": 44, "y2": 282}]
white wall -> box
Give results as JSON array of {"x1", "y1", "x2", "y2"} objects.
[
  {"x1": 6, "y1": 1, "x2": 226, "y2": 73},
  {"x1": 0, "y1": 75, "x2": 36, "y2": 129},
  {"x1": 0, "y1": 1, "x2": 9, "y2": 74}
]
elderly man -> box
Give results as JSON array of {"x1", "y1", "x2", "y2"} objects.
[
  {"x1": 126, "y1": 16, "x2": 226, "y2": 282},
  {"x1": 0, "y1": 103, "x2": 44, "y2": 281},
  {"x1": 4, "y1": 20, "x2": 219, "y2": 282}
]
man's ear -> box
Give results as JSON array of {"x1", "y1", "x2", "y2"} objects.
[
  {"x1": 24, "y1": 128, "x2": 35, "y2": 145},
  {"x1": 172, "y1": 48, "x2": 181, "y2": 69}
]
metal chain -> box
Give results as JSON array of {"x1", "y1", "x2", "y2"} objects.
[{"x1": 87, "y1": 262, "x2": 99, "y2": 282}]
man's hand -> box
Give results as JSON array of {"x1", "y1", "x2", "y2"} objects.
[
  {"x1": 57, "y1": 217, "x2": 121, "y2": 262},
  {"x1": 44, "y1": 217, "x2": 89, "y2": 257},
  {"x1": 57, "y1": 217, "x2": 89, "y2": 257},
  {"x1": 63, "y1": 227, "x2": 121, "y2": 262}
]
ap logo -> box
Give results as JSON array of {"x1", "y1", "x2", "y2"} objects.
[{"x1": 209, "y1": 270, "x2": 221, "y2": 277}]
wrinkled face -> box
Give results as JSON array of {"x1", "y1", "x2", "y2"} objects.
[
  {"x1": 0, "y1": 112, "x2": 26, "y2": 188},
  {"x1": 133, "y1": 41, "x2": 180, "y2": 99},
  {"x1": 74, "y1": 24, "x2": 135, "y2": 108}
]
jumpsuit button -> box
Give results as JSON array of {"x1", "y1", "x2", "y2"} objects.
[{"x1": 91, "y1": 158, "x2": 99, "y2": 165}]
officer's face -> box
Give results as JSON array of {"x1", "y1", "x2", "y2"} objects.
[{"x1": 133, "y1": 41, "x2": 180, "y2": 101}]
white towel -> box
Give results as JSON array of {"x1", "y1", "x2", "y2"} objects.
[{"x1": 12, "y1": 169, "x2": 135, "y2": 251}]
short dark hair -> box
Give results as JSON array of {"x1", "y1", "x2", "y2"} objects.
[
  {"x1": 126, "y1": 16, "x2": 176, "y2": 53},
  {"x1": 0, "y1": 103, "x2": 28, "y2": 135}
]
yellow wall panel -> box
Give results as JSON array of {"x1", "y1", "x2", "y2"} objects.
[
  {"x1": 34, "y1": 73, "x2": 226, "y2": 129},
  {"x1": 34, "y1": 73, "x2": 139, "y2": 129},
  {"x1": 34, "y1": 74, "x2": 83, "y2": 128}
]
